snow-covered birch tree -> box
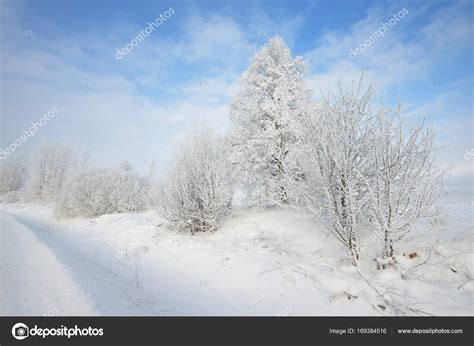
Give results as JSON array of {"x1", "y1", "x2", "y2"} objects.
[
  {"x1": 364, "y1": 104, "x2": 446, "y2": 263},
  {"x1": 295, "y1": 77, "x2": 446, "y2": 266},
  {"x1": 296, "y1": 79, "x2": 376, "y2": 265},
  {"x1": 229, "y1": 36, "x2": 312, "y2": 207}
]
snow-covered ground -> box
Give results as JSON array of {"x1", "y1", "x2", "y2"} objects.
[{"x1": 1, "y1": 201, "x2": 472, "y2": 316}]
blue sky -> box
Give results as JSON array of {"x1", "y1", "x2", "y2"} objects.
[{"x1": 0, "y1": 0, "x2": 472, "y2": 189}]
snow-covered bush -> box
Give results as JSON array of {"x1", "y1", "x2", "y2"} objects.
[
  {"x1": 23, "y1": 141, "x2": 88, "y2": 202},
  {"x1": 229, "y1": 36, "x2": 312, "y2": 207},
  {"x1": 152, "y1": 128, "x2": 233, "y2": 233},
  {"x1": 56, "y1": 162, "x2": 146, "y2": 218},
  {"x1": 0, "y1": 154, "x2": 27, "y2": 202}
]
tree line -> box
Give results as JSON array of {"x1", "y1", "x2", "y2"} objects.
[{"x1": 0, "y1": 37, "x2": 446, "y2": 266}]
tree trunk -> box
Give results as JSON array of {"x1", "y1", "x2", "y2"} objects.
[
  {"x1": 348, "y1": 233, "x2": 359, "y2": 266},
  {"x1": 383, "y1": 204, "x2": 394, "y2": 259}
]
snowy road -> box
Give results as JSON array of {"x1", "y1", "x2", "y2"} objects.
[
  {"x1": 0, "y1": 211, "x2": 95, "y2": 315},
  {"x1": 0, "y1": 211, "x2": 165, "y2": 315}
]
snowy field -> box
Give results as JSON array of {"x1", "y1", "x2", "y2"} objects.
[{"x1": 1, "y1": 199, "x2": 472, "y2": 316}]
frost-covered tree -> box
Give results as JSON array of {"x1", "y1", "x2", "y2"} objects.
[
  {"x1": 295, "y1": 77, "x2": 446, "y2": 266},
  {"x1": 229, "y1": 36, "x2": 312, "y2": 206},
  {"x1": 0, "y1": 154, "x2": 27, "y2": 201},
  {"x1": 23, "y1": 141, "x2": 88, "y2": 201},
  {"x1": 296, "y1": 80, "x2": 376, "y2": 265},
  {"x1": 56, "y1": 163, "x2": 146, "y2": 218},
  {"x1": 364, "y1": 105, "x2": 446, "y2": 262},
  {"x1": 152, "y1": 128, "x2": 233, "y2": 233}
]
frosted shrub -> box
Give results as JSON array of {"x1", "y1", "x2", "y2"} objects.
[
  {"x1": 56, "y1": 164, "x2": 146, "y2": 218},
  {"x1": 152, "y1": 128, "x2": 233, "y2": 233}
]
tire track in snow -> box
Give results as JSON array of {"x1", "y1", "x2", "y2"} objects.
[{"x1": 0, "y1": 211, "x2": 95, "y2": 315}]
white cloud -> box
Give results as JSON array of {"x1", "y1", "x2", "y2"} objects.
[
  {"x1": 305, "y1": 7, "x2": 429, "y2": 90},
  {"x1": 179, "y1": 15, "x2": 254, "y2": 64},
  {"x1": 305, "y1": 1, "x2": 473, "y2": 91}
]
